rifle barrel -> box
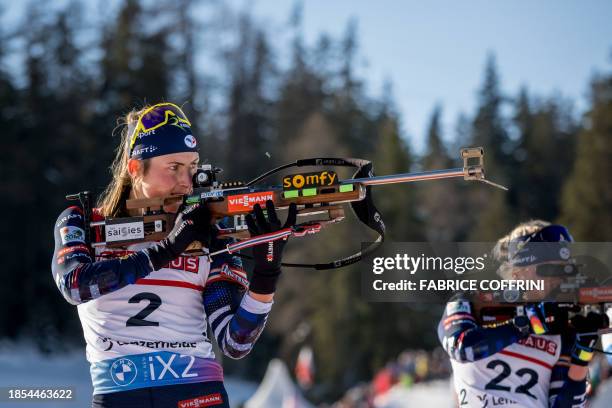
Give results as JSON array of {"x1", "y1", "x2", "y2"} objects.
[{"x1": 345, "y1": 168, "x2": 466, "y2": 186}]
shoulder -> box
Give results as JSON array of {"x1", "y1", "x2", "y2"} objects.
[
  {"x1": 444, "y1": 292, "x2": 474, "y2": 316},
  {"x1": 55, "y1": 206, "x2": 85, "y2": 228},
  {"x1": 54, "y1": 206, "x2": 87, "y2": 244}
]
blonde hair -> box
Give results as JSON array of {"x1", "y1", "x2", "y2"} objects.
[
  {"x1": 494, "y1": 220, "x2": 551, "y2": 278},
  {"x1": 97, "y1": 106, "x2": 151, "y2": 217}
]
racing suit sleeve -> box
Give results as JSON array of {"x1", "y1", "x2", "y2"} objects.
[
  {"x1": 437, "y1": 294, "x2": 529, "y2": 362},
  {"x1": 203, "y1": 235, "x2": 271, "y2": 360},
  {"x1": 52, "y1": 206, "x2": 153, "y2": 305},
  {"x1": 548, "y1": 334, "x2": 588, "y2": 408}
]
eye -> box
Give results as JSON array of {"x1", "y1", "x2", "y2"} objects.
[{"x1": 168, "y1": 165, "x2": 178, "y2": 171}]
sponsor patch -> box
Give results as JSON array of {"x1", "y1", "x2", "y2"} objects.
[
  {"x1": 60, "y1": 226, "x2": 85, "y2": 245},
  {"x1": 446, "y1": 300, "x2": 471, "y2": 315},
  {"x1": 200, "y1": 190, "x2": 224, "y2": 199},
  {"x1": 184, "y1": 135, "x2": 197, "y2": 148},
  {"x1": 282, "y1": 171, "x2": 338, "y2": 190},
  {"x1": 58, "y1": 244, "x2": 90, "y2": 257},
  {"x1": 105, "y1": 219, "x2": 145, "y2": 243},
  {"x1": 220, "y1": 264, "x2": 249, "y2": 287},
  {"x1": 178, "y1": 393, "x2": 223, "y2": 408},
  {"x1": 56, "y1": 213, "x2": 83, "y2": 227},
  {"x1": 227, "y1": 191, "x2": 274, "y2": 213}
]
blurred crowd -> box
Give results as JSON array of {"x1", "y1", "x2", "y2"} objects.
[{"x1": 331, "y1": 348, "x2": 451, "y2": 407}]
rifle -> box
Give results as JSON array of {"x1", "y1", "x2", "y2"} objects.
[
  {"x1": 475, "y1": 280, "x2": 612, "y2": 352},
  {"x1": 67, "y1": 147, "x2": 506, "y2": 270}
]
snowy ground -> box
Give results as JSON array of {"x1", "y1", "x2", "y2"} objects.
[
  {"x1": 0, "y1": 343, "x2": 453, "y2": 407},
  {"x1": 0, "y1": 342, "x2": 257, "y2": 408},
  {"x1": 373, "y1": 380, "x2": 453, "y2": 408}
]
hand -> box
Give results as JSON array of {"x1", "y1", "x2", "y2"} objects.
[
  {"x1": 524, "y1": 302, "x2": 570, "y2": 335},
  {"x1": 570, "y1": 312, "x2": 610, "y2": 366},
  {"x1": 245, "y1": 200, "x2": 297, "y2": 294},
  {"x1": 145, "y1": 203, "x2": 212, "y2": 270}
]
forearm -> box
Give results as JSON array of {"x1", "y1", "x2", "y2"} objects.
[
  {"x1": 53, "y1": 251, "x2": 153, "y2": 305},
  {"x1": 445, "y1": 321, "x2": 527, "y2": 362},
  {"x1": 550, "y1": 377, "x2": 587, "y2": 408},
  {"x1": 205, "y1": 282, "x2": 272, "y2": 359}
]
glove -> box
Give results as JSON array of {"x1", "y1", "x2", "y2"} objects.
[
  {"x1": 245, "y1": 200, "x2": 297, "y2": 294},
  {"x1": 524, "y1": 302, "x2": 572, "y2": 335},
  {"x1": 570, "y1": 312, "x2": 610, "y2": 366},
  {"x1": 144, "y1": 203, "x2": 212, "y2": 270}
]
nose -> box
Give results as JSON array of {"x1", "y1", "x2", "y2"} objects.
[{"x1": 177, "y1": 167, "x2": 193, "y2": 194}]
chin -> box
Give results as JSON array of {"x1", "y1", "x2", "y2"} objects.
[{"x1": 163, "y1": 205, "x2": 181, "y2": 214}]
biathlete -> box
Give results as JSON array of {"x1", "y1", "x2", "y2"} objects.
[
  {"x1": 438, "y1": 221, "x2": 609, "y2": 407},
  {"x1": 52, "y1": 102, "x2": 296, "y2": 407}
]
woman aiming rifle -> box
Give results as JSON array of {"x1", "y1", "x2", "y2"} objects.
[
  {"x1": 51, "y1": 102, "x2": 296, "y2": 407},
  {"x1": 438, "y1": 221, "x2": 610, "y2": 407}
]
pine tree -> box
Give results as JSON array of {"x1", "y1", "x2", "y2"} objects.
[
  {"x1": 513, "y1": 90, "x2": 578, "y2": 220},
  {"x1": 420, "y1": 105, "x2": 463, "y2": 241},
  {"x1": 560, "y1": 74, "x2": 612, "y2": 240},
  {"x1": 468, "y1": 55, "x2": 516, "y2": 240}
]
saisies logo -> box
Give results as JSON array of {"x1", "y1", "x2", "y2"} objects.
[
  {"x1": 227, "y1": 191, "x2": 274, "y2": 213},
  {"x1": 105, "y1": 221, "x2": 145, "y2": 243}
]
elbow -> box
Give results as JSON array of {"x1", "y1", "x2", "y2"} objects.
[
  {"x1": 59, "y1": 284, "x2": 85, "y2": 306},
  {"x1": 56, "y1": 267, "x2": 87, "y2": 305}
]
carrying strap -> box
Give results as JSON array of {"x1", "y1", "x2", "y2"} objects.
[{"x1": 241, "y1": 157, "x2": 385, "y2": 270}]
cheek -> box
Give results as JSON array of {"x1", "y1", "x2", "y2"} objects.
[{"x1": 141, "y1": 170, "x2": 176, "y2": 197}]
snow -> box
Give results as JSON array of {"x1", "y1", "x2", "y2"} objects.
[
  {"x1": 0, "y1": 343, "x2": 453, "y2": 408},
  {"x1": 373, "y1": 380, "x2": 454, "y2": 408},
  {"x1": 0, "y1": 342, "x2": 257, "y2": 408}
]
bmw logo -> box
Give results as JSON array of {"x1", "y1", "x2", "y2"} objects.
[
  {"x1": 110, "y1": 358, "x2": 138, "y2": 386},
  {"x1": 184, "y1": 135, "x2": 197, "y2": 148}
]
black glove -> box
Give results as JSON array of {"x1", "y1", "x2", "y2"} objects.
[
  {"x1": 570, "y1": 312, "x2": 610, "y2": 366},
  {"x1": 245, "y1": 200, "x2": 297, "y2": 294},
  {"x1": 144, "y1": 203, "x2": 212, "y2": 270},
  {"x1": 524, "y1": 302, "x2": 571, "y2": 335}
]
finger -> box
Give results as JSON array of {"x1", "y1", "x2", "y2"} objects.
[
  {"x1": 253, "y1": 204, "x2": 270, "y2": 232},
  {"x1": 266, "y1": 200, "x2": 280, "y2": 226},
  {"x1": 246, "y1": 214, "x2": 259, "y2": 235},
  {"x1": 283, "y1": 203, "x2": 297, "y2": 228}
]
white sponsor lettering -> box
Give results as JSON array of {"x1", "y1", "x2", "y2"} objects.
[{"x1": 228, "y1": 193, "x2": 274, "y2": 208}]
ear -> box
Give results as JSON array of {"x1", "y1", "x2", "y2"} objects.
[{"x1": 127, "y1": 159, "x2": 142, "y2": 179}]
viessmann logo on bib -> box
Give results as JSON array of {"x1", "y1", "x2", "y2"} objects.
[{"x1": 227, "y1": 191, "x2": 274, "y2": 213}]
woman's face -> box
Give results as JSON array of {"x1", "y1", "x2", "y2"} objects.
[
  {"x1": 510, "y1": 262, "x2": 565, "y2": 301},
  {"x1": 130, "y1": 152, "x2": 199, "y2": 213}
]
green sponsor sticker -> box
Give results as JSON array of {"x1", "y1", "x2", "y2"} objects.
[
  {"x1": 339, "y1": 184, "x2": 354, "y2": 192},
  {"x1": 302, "y1": 188, "x2": 317, "y2": 197},
  {"x1": 185, "y1": 195, "x2": 200, "y2": 204},
  {"x1": 283, "y1": 190, "x2": 299, "y2": 199}
]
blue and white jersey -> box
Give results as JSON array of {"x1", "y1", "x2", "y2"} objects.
[{"x1": 52, "y1": 206, "x2": 271, "y2": 394}]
